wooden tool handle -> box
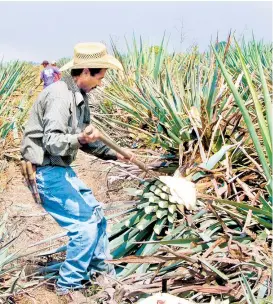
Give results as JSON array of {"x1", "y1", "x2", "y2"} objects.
[
  {"x1": 20, "y1": 160, "x2": 28, "y2": 179},
  {"x1": 26, "y1": 161, "x2": 35, "y2": 180},
  {"x1": 100, "y1": 134, "x2": 148, "y2": 172},
  {"x1": 84, "y1": 126, "x2": 148, "y2": 172}
]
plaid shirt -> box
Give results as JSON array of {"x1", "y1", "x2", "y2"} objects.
[{"x1": 20, "y1": 75, "x2": 117, "y2": 166}]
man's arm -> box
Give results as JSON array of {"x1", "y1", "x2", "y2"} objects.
[
  {"x1": 42, "y1": 92, "x2": 80, "y2": 156},
  {"x1": 80, "y1": 141, "x2": 117, "y2": 161}
]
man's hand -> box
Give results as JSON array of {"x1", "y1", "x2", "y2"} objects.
[
  {"x1": 116, "y1": 150, "x2": 136, "y2": 163},
  {"x1": 78, "y1": 125, "x2": 101, "y2": 145}
]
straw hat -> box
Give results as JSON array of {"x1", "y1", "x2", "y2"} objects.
[{"x1": 60, "y1": 42, "x2": 123, "y2": 72}]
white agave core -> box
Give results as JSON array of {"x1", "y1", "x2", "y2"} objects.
[{"x1": 158, "y1": 176, "x2": 197, "y2": 211}]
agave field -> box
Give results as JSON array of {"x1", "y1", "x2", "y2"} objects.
[{"x1": 0, "y1": 35, "x2": 272, "y2": 303}]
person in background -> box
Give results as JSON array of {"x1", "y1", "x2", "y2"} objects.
[
  {"x1": 51, "y1": 60, "x2": 62, "y2": 82},
  {"x1": 40, "y1": 60, "x2": 61, "y2": 89}
]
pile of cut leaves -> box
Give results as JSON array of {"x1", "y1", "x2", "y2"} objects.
[{"x1": 103, "y1": 168, "x2": 272, "y2": 302}]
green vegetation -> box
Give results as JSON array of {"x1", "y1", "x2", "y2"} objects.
[{"x1": 0, "y1": 35, "x2": 271, "y2": 302}]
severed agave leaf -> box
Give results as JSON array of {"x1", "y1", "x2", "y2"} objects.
[{"x1": 124, "y1": 188, "x2": 143, "y2": 196}]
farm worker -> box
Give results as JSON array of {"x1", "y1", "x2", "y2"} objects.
[
  {"x1": 40, "y1": 60, "x2": 61, "y2": 89},
  {"x1": 51, "y1": 60, "x2": 62, "y2": 82},
  {"x1": 20, "y1": 42, "x2": 132, "y2": 303}
]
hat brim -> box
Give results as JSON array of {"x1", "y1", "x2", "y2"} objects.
[{"x1": 60, "y1": 54, "x2": 123, "y2": 72}]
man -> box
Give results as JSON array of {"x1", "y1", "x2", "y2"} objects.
[
  {"x1": 21, "y1": 42, "x2": 131, "y2": 303},
  {"x1": 51, "y1": 60, "x2": 62, "y2": 82},
  {"x1": 40, "y1": 60, "x2": 61, "y2": 88}
]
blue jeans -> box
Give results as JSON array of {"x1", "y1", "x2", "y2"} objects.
[{"x1": 36, "y1": 166, "x2": 114, "y2": 294}]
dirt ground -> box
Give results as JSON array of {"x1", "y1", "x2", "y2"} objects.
[{"x1": 0, "y1": 151, "x2": 140, "y2": 304}]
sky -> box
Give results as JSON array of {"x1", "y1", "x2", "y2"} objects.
[{"x1": 0, "y1": 1, "x2": 272, "y2": 63}]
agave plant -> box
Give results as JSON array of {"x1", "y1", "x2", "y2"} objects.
[
  {"x1": 98, "y1": 35, "x2": 269, "y2": 157},
  {"x1": 0, "y1": 61, "x2": 36, "y2": 143},
  {"x1": 98, "y1": 35, "x2": 271, "y2": 198}
]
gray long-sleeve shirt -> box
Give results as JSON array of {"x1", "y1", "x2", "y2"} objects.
[{"x1": 20, "y1": 75, "x2": 117, "y2": 166}]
